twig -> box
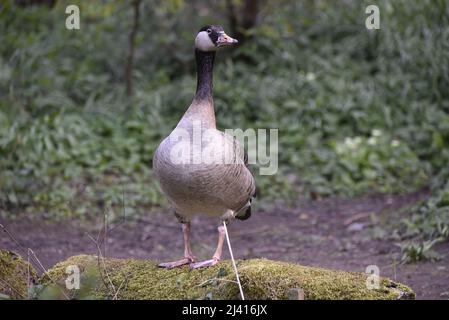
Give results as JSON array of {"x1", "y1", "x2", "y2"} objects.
[
  {"x1": 112, "y1": 273, "x2": 132, "y2": 300},
  {"x1": 85, "y1": 187, "x2": 129, "y2": 299},
  {"x1": 86, "y1": 231, "x2": 116, "y2": 297},
  {"x1": 103, "y1": 210, "x2": 107, "y2": 264},
  {"x1": 0, "y1": 222, "x2": 69, "y2": 299},
  {"x1": 27, "y1": 248, "x2": 70, "y2": 300},
  {"x1": 27, "y1": 250, "x2": 30, "y2": 299},
  {"x1": 1, "y1": 183, "x2": 132, "y2": 300},
  {"x1": 107, "y1": 186, "x2": 128, "y2": 234},
  {"x1": 0, "y1": 278, "x2": 26, "y2": 299},
  {"x1": 223, "y1": 221, "x2": 245, "y2": 300}
]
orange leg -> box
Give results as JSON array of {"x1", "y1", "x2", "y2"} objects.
[
  {"x1": 190, "y1": 225, "x2": 225, "y2": 269},
  {"x1": 158, "y1": 223, "x2": 196, "y2": 269}
]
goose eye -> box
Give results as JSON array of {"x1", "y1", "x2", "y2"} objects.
[{"x1": 206, "y1": 29, "x2": 212, "y2": 34}]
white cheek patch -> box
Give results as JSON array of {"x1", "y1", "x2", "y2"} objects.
[{"x1": 195, "y1": 31, "x2": 216, "y2": 52}]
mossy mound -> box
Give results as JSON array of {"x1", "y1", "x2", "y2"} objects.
[
  {"x1": 0, "y1": 250, "x2": 38, "y2": 299},
  {"x1": 39, "y1": 255, "x2": 414, "y2": 300}
]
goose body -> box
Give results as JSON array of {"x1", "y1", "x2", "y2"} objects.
[
  {"x1": 153, "y1": 101, "x2": 255, "y2": 221},
  {"x1": 153, "y1": 25, "x2": 255, "y2": 269}
]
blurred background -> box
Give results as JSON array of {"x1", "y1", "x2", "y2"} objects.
[{"x1": 0, "y1": 0, "x2": 448, "y2": 298}]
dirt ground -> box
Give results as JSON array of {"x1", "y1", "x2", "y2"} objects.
[{"x1": 1, "y1": 190, "x2": 448, "y2": 300}]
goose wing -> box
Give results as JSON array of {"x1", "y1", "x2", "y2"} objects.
[{"x1": 218, "y1": 132, "x2": 256, "y2": 218}]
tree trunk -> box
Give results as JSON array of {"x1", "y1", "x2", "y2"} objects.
[
  {"x1": 125, "y1": 0, "x2": 142, "y2": 97},
  {"x1": 226, "y1": 0, "x2": 260, "y2": 44}
]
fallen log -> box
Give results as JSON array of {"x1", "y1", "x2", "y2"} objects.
[{"x1": 32, "y1": 255, "x2": 414, "y2": 300}]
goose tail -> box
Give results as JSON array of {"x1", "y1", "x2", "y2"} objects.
[{"x1": 235, "y1": 205, "x2": 251, "y2": 220}]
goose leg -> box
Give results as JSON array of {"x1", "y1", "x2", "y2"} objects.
[
  {"x1": 158, "y1": 222, "x2": 196, "y2": 269},
  {"x1": 190, "y1": 225, "x2": 225, "y2": 269}
]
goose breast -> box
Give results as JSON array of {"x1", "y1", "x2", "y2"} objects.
[{"x1": 153, "y1": 129, "x2": 255, "y2": 219}]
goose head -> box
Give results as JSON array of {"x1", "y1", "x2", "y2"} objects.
[{"x1": 195, "y1": 25, "x2": 238, "y2": 52}]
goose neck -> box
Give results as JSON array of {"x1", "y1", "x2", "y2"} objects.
[{"x1": 194, "y1": 49, "x2": 215, "y2": 102}]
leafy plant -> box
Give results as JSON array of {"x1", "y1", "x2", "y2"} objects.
[{"x1": 399, "y1": 240, "x2": 441, "y2": 264}]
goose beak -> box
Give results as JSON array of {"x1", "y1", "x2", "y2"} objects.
[{"x1": 217, "y1": 33, "x2": 238, "y2": 47}]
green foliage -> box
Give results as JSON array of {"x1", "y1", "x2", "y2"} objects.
[
  {"x1": 0, "y1": 0, "x2": 448, "y2": 228},
  {"x1": 399, "y1": 240, "x2": 441, "y2": 264},
  {"x1": 302, "y1": 129, "x2": 426, "y2": 196},
  {"x1": 0, "y1": 108, "x2": 167, "y2": 218},
  {"x1": 401, "y1": 168, "x2": 449, "y2": 261}
]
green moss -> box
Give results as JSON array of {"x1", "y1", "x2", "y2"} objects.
[
  {"x1": 40, "y1": 255, "x2": 414, "y2": 300},
  {"x1": 0, "y1": 250, "x2": 38, "y2": 299}
]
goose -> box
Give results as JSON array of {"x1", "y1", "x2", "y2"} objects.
[{"x1": 153, "y1": 25, "x2": 256, "y2": 269}]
